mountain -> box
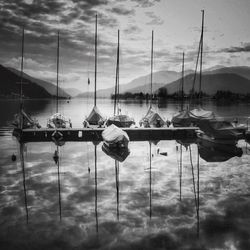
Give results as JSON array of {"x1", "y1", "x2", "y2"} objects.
[
  {"x1": 77, "y1": 70, "x2": 194, "y2": 98},
  {"x1": 8, "y1": 67, "x2": 71, "y2": 98},
  {"x1": 204, "y1": 66, "x2": 250, "y2": 80},
  {"x1": 159, "y1": 72, "x2": 250, "y2": 95},
  {"x1": 64, "y1": 88, "x2": 81, "y2": 97},
  {"x1": 0, "y1": 64, "x2": 52, "y2": 98}
]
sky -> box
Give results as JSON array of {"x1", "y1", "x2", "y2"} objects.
[{"x1": 0, "y1": 0, "x2": 250, "y2": 92}]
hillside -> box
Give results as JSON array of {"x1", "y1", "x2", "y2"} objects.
[
  {"x1": 77, "y1": 70, "x2": 193, "y2": 98},
  {"x1": 0, "y1": 64, "x2": 52, "y2": 98},
  {"x1": 160, "y1": 73, "x2": 250, "y2": 95},
  {"x1": 8, "y1": 67, "x2": 71, "y2": 98},
  {"x1": 204, "y1": 66, "x2": 250, "y2": 80},
  {"x1": 64, "y1": 88, "x2": 81, "y2": 97}
]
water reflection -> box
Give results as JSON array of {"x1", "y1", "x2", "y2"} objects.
[
  {"x1": 20, "y1": 143, "x2": 29, "y2": 224},
  {"x1": 2, "y1": 99, "x2": 250, "y2": 249}
]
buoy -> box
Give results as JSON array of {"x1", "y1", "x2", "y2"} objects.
[{"x1": 11, "y1": 154, "x2": 16, "y2": 162}]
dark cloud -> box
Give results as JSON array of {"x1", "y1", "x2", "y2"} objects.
[
  {"x1": 145, "y1": 11, "x2": 164, "y2": 25},
  {"x1": 220, "y1": 43, "x2": 250, "y2": 53},
  {"x1": 124, "y1": 25, "x2": 142, "y2": 34},
  {"x1": 131, "y1": 0, "x2": 161, "y2": 8},
  {"x1": 109, "y1": 6, "x2": 135, "y2": 16}
]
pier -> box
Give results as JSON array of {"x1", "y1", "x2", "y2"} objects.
[{"x1": 13, "y1": 127, "x2": 199, "y2": 143}]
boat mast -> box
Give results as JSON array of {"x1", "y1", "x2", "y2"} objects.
[
  {"x1": 114, "y1": 30, "x2": 120, "y2": 116},
  {"x1": 150, "y1": 30, "x2": 154, "y2": 109},
  {"x1": 181, "y1": 52, "x2": 185, "y2": 111},
  {"x1": 56, "y1": 31, "x2": 59, "y2": 113},
  {"x1": 198, "y1": 10, "x2": 204, "y2": 101},
  {"x1": 20, "y1": 27, "x2": 24, "y2": 111},
  {"x1": 94, "y1": 14, "x2": 97, "y2": 107}
]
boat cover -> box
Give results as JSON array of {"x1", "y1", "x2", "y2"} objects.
[
  {"x1": 102, "y1": 124, "x2": 129, "y2": 147},
  {"x1": 48, "y1": 112, "x2": 69, "y2": 128},
  {"x1": 13, "y1": 110, "x2": 40, "y2": 129},
  {"x1": 85, "y1": 106, "x2": 105, "y2": 125},
  {"x1": 171, "y1": 109, "x2": 192, "y2": 127},
  {"x1": 140, "y1": 108, "x2": 165, "y2": 127},
  {"x1": 189, "y1": 108, "x2": 215, "y2": 122},
  {"x1": 106, "y1": 114, "x2": 135, "y2": 127}
]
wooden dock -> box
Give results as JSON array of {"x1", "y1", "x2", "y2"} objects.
[{"x1": 13, "y1": 127, "x2": 199, "y2": 143}]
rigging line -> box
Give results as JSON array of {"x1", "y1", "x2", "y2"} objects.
[
  {"x1": 20, "y1": 27, "x2": 24, "y2": 113},
  {"x1": 150, "y1": 30, "x2": 154, "y2": 109},
  {"x1": 56, "y1": 31, "x2": 59, "y2": 114},
  {"x1": 114, "y1": 30, "x2": 119, "y2": 116},
  {"x1": 189, "y1": 36, "x2": 202, "y2": 107},
  {"x1": 188, "y1": 145, "x2": 198, "y2": 216},
  {"x1": 94, "y1": 14, "x2": 97, "y2": 107},
  {"x1": 20, "y1": 143, "x2": 29, "y2": 224},
  {"x1": 199, "y1": 10, "x2": 205, "y2": 102},
  {"x1": 181, "y1": 52, "x2": 185, "y2": 111}
]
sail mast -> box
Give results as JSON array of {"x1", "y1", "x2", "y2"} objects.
[
  {"x1": 56, "y1": 31, "x2": 59, "y2": 113},
  {"x1": 20, "y1": 27, "x2": 24, "y2": 110},
  {"x1": 181, "y1": 52, "x2": 185, "y2": 111},
  {"x1": 150, "y1": 30, "x2": 154, "y2": 109},
  {"x1": 199, "y1": 10, "x2": 204, "y2": 101},
  {"x1": 94, "y1": 14, "x2": 97, "y2": 107},
  {"x1": 114, "y1": 30, "x2": 120, "y2": 116}
]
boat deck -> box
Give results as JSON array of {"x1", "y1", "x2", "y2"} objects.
[{"x1": 13, "y1": 127, "x2": 199, "y2": 143}]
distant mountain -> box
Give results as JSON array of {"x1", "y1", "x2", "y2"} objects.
[
  {"x1": 204, "y1": 66, "x2": 250, "y2": 80},
  {"x1": 8, "y1": 67, "x2": 70, "y2": 98},
  {"x1": 77, "y1": 70, "x2": 194, "y2": 98},
  {"x1": 0, "y1": 64, "x2": 52, "y2": 98},
  {"x1": 64, "y1": 88, "x2": 81, "y2": 97},
  {"x1": 159, "y1": 73, "x2": 250, "y2": 95}
]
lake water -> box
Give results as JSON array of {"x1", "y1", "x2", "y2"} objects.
[{"x1": 0, "y1": 98, "x2": 250, "y2": 250}]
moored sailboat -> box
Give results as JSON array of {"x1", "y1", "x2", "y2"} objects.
[
  {"x1": 106, "y1": 30, "x2": 135, "y2": 128},
  {"x1": 47, "y1": 31, "x2": 71, "y2": 129},
  {"x1": 140, "y1": 30, "x2": 165, "y2": 128},
  {"x1": 12, "y1": 27, "x2": 41, "y2": 130},
  {"x1": 84, "y1": 14, "x2": 105, "y2": 127}
]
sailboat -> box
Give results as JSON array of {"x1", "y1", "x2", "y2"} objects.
[
  {"x1": 12, "y1": 27, "x2": 40, "y2": 130},
  {"x1": 47, "y1": 31, "x2": 71, "y2": 129},
  {"x1": 188, "y1": 10, "x2": 215, "y2": 125},
  {"x1": 171, "y1": 52, "x2": 193, "y2": 127},
  {"x1": 84, "y1": 14, "x2": 105, "y2": 127},
  {"x1": 106, "y1": 30, "x2": 135, "y2": 128},
  {"x1": 139, "y1": 30, "x2": 165, "y2": 128}
]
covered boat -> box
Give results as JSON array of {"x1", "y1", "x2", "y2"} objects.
[
  {"x1": 189, "y1": 107, "x2": 215, "y2": 125},
  {"x1": 84, "y1": 106, "x2": 105, "y2": 127},
  {"x1": 102, "y1": 124, "x2": 129, "y2": 148},
  {"x1": 106, "y1": 114, "x2": 135, "y2": 128},
  {"x1": 13, "y1": 109, "x2": 41, "y2": 129},
  {"x1": 47, "y1": 113, "x2": 71, "y2": 129},
  {"x1": 171, "y1": 109, "x2": 192, "y2": 127},
  {"x1": 140, "y1": 107, "x2": 165, "y2": 127}
]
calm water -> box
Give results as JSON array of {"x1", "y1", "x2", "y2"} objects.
[{"x1": 0, "y1": 98, "x2": 250, "y2": 250}]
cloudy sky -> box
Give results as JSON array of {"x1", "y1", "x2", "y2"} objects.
[{"x1": 0, "y1": 0, "x2": 250, "y2": 92}]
